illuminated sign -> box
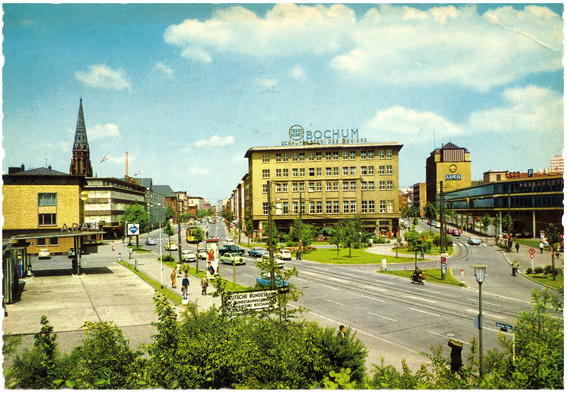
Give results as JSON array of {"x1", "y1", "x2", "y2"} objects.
[
  {"x1": 283, "y1": 125, "x2": 367, "y2": 145},
  {"x1": 445, "y1": 174, "x2": 462, "y2": 181},
  {"x1": 449, "y1": 164, "x2": 457, "y2": 173}
]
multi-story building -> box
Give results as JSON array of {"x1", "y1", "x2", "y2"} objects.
[
  {"x1": 412, "y1": 182, "x2": 427, "y2": 218},
  {"x1": 243, "y1": 142, "x2": 403, "y2": 237},
  {"x1": 426, "y1": 142, "x2": 472, "y2": 205},
  {"x1": 83, "y1": 177, "x2": 146, "y2": 239},
  {"x1": 551, "y1": 154, "x2": 564, "y2": 173},
  {"x1": 399, "y1": 186, "x2": 413, "y2": 213}
]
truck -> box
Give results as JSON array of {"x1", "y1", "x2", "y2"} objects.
[{"x1": 219, "y1": 244, "x2": 245, "y2": 256}]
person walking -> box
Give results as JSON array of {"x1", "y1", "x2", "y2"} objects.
[
  {"x1": 182, "y1": 261, "x2": 189, "y2": 275},
  {"x1": 515, "y1": 242, "x2": 520, "y2": 253},
  {"x1": 170, "y1": 269, "x2": 177, "y2": 288},
  {"x1": 111, "y1": 241, "x2": 115, "y2": 251},
  {"x1": 201, "y1": 275, "x2": 208, "y2": 295},
  {"x1": 181, "y1": 274, "x2": 189, "y2": 299},
  {"x1": 539, "y1": 241, "x2": 544, "y2": 254},
  {"x1": 337, "y1": 325, "x2": 346, "y2": 339},
  {"x1": 176, "y1": 261, "x2": 182, "y2": 278}
]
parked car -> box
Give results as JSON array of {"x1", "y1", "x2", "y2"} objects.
[
  {"x1": 248, "y1": 246, "x2": 268, "y2": 257},
  {"x1": 165, "y1": 241, "x2": 178, "y2": 251},
  {"x1": 38, "y1": 249, "x2": 50, "y2": 259},
  {"x1": 224, "y1": 239, "x2": 235, "y2": 246},
  {"x1": 435, "y1": 222, "x2": 441, "y2": 228},
  {"x1": 182, "y1": 250, "x2": 196, "y2": 262},
  {"x1": 452, "y1": 229, "x2": 461, "y2": 236},
  {"x1": 219, "y1": 244, "x2": 245, "y2": 256},
  {"x1": 256, "y1": 254, "x2": 285, "y2": 269},
  {"x1": 468, "y1": 237, "x2": 482, "y2": 245},
  {"x1": 220, "y1": 252, "x2": 246, "y2": 265},
  {"x1": 256, "y1": 274, "x2": 289, "y2": 288},
  {"x1": 276, "y1": 249, "x2": 292, "y2": 260},
  {"x1": 145, "y1": 237, "x2": 156, "y2": 246},
  {"x1": 197, "y1": 248, "x2": 207, "y2": 260}
]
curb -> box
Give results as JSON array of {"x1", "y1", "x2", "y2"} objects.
[{"x1": 500, "y1": 250, "x2": 562, "y2": 292}]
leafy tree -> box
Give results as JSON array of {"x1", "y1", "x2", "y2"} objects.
[
  {"x1": 163, "y1": 221, "x2": 175, "y2": 259},
  {"x1": 165, "y1": 206, "x2": 176, "y2": 220},
  {"x1": 193, "y1": 226, "x2": 205, "y2": 272},
  {"x1": 545, "y1": 223, "x2": 561, "y2": 281},
  {"x1": 424, "y1": 203, "x2": 438, "y2": 233},
  {"x1": 262, "y1": 219, "x2": 278, "y2": 248},
  {"x1": 120, "y1": 204, "x2": 149, "y2": 247},
  {"x1": 329, "y1": 223, "x2": 345, "y2": 258},
  {"x1": 245, "y1": 219, "x2": 254, "y2": 246},
  {"x1": 290, "y1": 218, "x2": 316, "y2": 249},
  {"x1": 492, "y1": 216, "x2": 501, "y2": 239},
  {"x1": 481, "y1": 214, "x2": 491, "y2": 234}
]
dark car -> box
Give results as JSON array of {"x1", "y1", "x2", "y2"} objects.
[{"x1": 256, "y1": 274, "x2": 289, "y2": 288}]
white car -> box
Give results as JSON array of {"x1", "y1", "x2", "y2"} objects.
[
  {"x1": 38, "y1": 248, "x2": 50, "y2": 259},
  {"x1": 165, "y1": 241, "x2": 178, "y2": 251},
  {"x1": 182, "y1": 250, "x2": 196, "y2": 262},
  {"x1": 220, "y1": 253, "x2": 246, "y2": 265},
  {"x1": 256, "y1": 254, "x2": 285, "y2": 269},
  {"x1": 276, "y1": 249, "x2": 292, "y2": 260},
  {"x1": 197, "y1": 248, "x2": 207, "y2": 260},
  {"x1": 224, "y1": 239, "x2": 235, "y2": 245}
]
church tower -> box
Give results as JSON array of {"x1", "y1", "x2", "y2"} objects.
[{"x1": 69, "y1": 98, "x2": 93, "y2": 177}]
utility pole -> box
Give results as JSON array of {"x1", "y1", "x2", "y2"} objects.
[
  {"x1": 177, "y1": 196, "x2": 183, "y2": 266},
  {"x1": 267, "y1": 181, "x2": 275, "y2": 288},
  {"x1": 299, "y1": 192, "x2": 303, "y2": 257}
]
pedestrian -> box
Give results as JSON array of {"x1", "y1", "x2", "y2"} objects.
[
  {"x1": 448, "y1": 339, "x2": 463, "y2": 374},
  {"x1": 182, "y1": 261, "x2": 189, "y2": 275},
  {"x1": 420, "y1": 250, "x2": 424, "y2": 259},
  {"x1": 337, "y1": 325, "x2": 346, "y2": 339},
  {"x1": 515, "y1": 242, "x2": 520, "y2": 253},
  {"x1": 182, "y1": 274, "x2": 189, "y2": 297},
  {"x1": 170, "y1": 269, "x2": 177, "y2": 288},
  {"x1": 176, "y1": 261, "x2": 181, "y2": 278},
  {"x1": 111, "y1": 241, "x2": 115, "y2": 251},
  {"x1": 201, "y1": 275, "x2": 208, "y2": 295},
  {"x1": 539, "y1": 241, "x2": 544, "y2": 254}
]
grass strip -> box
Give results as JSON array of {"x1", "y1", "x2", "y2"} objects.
[
  {"x1": 526, "y1": 274, "x2": 564, "y2": 291},
  {"x1": 303, "y1": 247, "x2": 416, "y2": 264}
]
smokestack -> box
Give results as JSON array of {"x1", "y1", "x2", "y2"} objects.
[{"x1": 126, "y1": 151, "x2": 128, "y2": 177}]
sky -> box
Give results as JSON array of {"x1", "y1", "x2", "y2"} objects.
[{"x1": 2, "y1": 2, "x2": 564, "y2": 204}]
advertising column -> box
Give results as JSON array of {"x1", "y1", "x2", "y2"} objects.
[{"x1": 205, "y1": 238, "x2": 219, "y2": 280}]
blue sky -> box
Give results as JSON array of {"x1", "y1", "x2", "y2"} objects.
[{"x1": 2, "y1": 2, "x2": 564, "y2": 203}]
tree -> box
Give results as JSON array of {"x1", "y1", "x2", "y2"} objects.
[
  {"x1": 245, "y1": 219, "x2": 254, "y2": 246},
  {"x1": 120, "y1": 204, "x2": 149, "y2": 247},
  {"x1": 262, "y1": 219, "x2": 278, "y2": 248},
  {"x1": 193, "y1": 227, "x2": 205, "y2": 272},
  {"x1": 165, "y1": 206, "x2": 176, "y2": 221},
  {"x1": 290, "y1": 218, "x2": 316, "y2": 249},
  {"x1": 545, "y1": 223, "x2": 561, "y2": 281},
  {"x1": 492, "y1": 216, "x2": 501, "y2": 239},
  {"x1": 163, "y1": 221, "x2": 175, "y2": 259},
  {"x1": 424, "y1": 203, "x2": 438, "y2": 233},
  {"x1": 329, "y1": 223, "x2": 345, "y2": 258}
]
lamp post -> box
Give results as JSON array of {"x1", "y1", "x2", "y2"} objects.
[
  {"x1": 471, "y1": 264, "x2": 488, "y2": 380},
  {"x1": 159, "y1": 220, "x2": 163, "y2": 288}
]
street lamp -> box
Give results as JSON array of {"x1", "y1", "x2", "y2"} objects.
[{"x1": 471, "y1": 264, "x2": 488, "y2": 380}]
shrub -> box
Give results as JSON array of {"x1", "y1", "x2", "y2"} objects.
[
  {"x1": 534, "y1": 267, "x2": 544, "y2": 274},
  {"x1": 526, "y1": 268, "x2": 533, "y2": 275},
  {"x1": 543, "y1": 265, "x2": 562, "y2": 276},
  {"x1": 161, "y1": 255, "x2": 175, "y2": 262}
]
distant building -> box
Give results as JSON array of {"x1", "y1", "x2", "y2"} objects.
[
  {"x1": 551, "y1": 155, "x2": 564, "y2": 173},
  {"x1": 426, "y1": 142, "x2": 472, "y2": 205},
  {"x1": 69, "y1": 99, "x2": 93, "y2": 177},
  {"x1": 412, "y1": 182, "x2": 427, "y2": 218}
]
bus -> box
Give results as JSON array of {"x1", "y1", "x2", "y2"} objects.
[{"x1": 186, "y1": 225, "x2": 198, "y2": 243}]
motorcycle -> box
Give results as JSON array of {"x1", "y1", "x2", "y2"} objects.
[
  {"x1": 411, "y1": 273, "x2": 425, "y2": 285},
  {"x1": 512, "y1": 267, "x2": 518, "y2": 276}
]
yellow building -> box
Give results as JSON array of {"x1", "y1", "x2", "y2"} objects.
[
  {"x1": 426, "y1": 142, "x2": 472, "y2": 205},
  {"x1": 243, "y1": 142, "x2": 403, "y2": 237},
  {"x1": 2, "y1": 166, "x2": 88, "y2": 256}
]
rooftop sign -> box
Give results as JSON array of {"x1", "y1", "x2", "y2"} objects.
[{"x1": 283, "y1": 125, "x2": 367, "y2": 146}]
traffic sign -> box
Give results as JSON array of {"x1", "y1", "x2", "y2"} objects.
[
  {"x1": 529, "y1": 247, "x2": 536, "y2": 255},
  {"x1": 530, "y1": 253, "x2": 535, "y2": 259},
  {"x1": 127, "y1": 223, "x2": 140, "y2": 236},
  {"x1": 474, "y1": 315, "x2": 485, "y2": 329},
  {"x1": 496, "y1": 322, "x2": 514, "y2": 331},
  {"x1": 441, "y1": 256, "x2": 447, "y2": 263}
]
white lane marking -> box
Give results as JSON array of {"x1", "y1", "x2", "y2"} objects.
[
  {"x1": 465, "y1": 309, "x2": 505, "y2": 319},
  {"x1": 467, "y1": 298, "x2": 501, "y2": 307},
  {"x1": 368, "y1": 312, "x2": 397, "y2": 321},
  {"x1": 242, "y1": 274, "x2": 254, "y2": 278},
  {"x1": 327, "y1": 299, "x2": 344, "y2": 306},
  {"x1": 293, "y1": 277, "x2": 308, "y2": 282},
  {"x1": 409, "y1": 307, "x2": 440, "y2": 317},
  {"x1": 363, "y1": 285, "x2": 387, "y2": 292},
  {"x1": 485, "y1": 326, "x2": 513, "y2": 336},
  {"x1": 426, "y1": 330, "x2": 470, "y2": 345},
  {"x1": 361, "y1": 295, "x2": 385, "y2": 303},
  {"x1": 407, "y1": 296, "x2": 438, "y2": 303},
  {"x1": 321, "y1": 284, "x2": 338, "y2": 291}
]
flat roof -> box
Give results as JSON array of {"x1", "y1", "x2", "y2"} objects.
[
  {"x1": 245, "y1": 142, "x2": 403, "y2": 158},
  {"x1": 8, "y1": 230, "x2": 105, "y2": 240}
]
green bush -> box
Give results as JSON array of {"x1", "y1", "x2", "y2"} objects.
[
  {"x1": 526, "y1": 268, "x2": 533, "y2": 275},
  {"x1": 543, "y1": 265, "x2": 562, "y2": 276},
  {"x1": 534, "y1": 267, "x2": 544, "y2": 274},
  {"x1": 161, "y1": 255, "x2": 175, "y2": 262}
]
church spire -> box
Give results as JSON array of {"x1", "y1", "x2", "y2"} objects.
[{"x1": 70, "y1": 98, "x2": 93, "y2": 177}]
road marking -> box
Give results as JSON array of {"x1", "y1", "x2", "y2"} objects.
[
  {"x1": 363, "y1": 285, "x2": 387, "y2": 292},
  {"x1": 426, "y1": 330, "x2": 470, "y2": 345},
  {"x1": 407, "y1": 296, "x2": 438, "y2": 303},
  {"x1": 485, "y1": 326, "x2": 513, "y2": 336},
  {"x1": 465, "y1": 309, "x2": 505, "y2": 319},
  {"x1": 293, "y1": 277, "x2": 308, "y2": 282},
  {"x1": 321, "y1": 284, "x2": 338, "y2": 291},
  {"x1": 368, "y1": 312, "x2": 396, "y2": 321},
  {"x1": 361, "y1": 295, "x2": 385, "y2": 303},
  {"x1": 242, "y1": 274, "x2": 254, "y2": 278},
  {"x1": 326, "y1": 299, "x2": 344, "y2": 306},
  {"x1": 409, "y1": 307, "x2": 440, "y2": 317},
  {"x1": 467, "y1": 298, "x2": 501, "y2": 307}
]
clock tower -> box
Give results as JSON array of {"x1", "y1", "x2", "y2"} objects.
[{"x1": 69, "y1": 98, "x2": 93, "y2": 177}]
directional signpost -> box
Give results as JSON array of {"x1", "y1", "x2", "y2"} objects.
[
  {"x1": 529, "y1": 247, "x2": 536, "y2": 271},
  {"x1": 127, "y1": 223, "x2": 140, "y2": 236},
  {"x1": 496, "y1": 322, "x2": 514, "y2": 332}
]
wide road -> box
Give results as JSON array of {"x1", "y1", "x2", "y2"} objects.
[{"x1": 140, "y1": 219, "x2": 557, "y2": 372}]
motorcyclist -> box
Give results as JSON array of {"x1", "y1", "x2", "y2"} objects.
[
  {"x1": 412, "y1": 266, "x2": 423, "y2": 283},
  {"x1": 512, "y1": 260, "x2": 518, "y2": 276}
]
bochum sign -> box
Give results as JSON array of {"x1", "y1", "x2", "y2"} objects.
[{"x1": 282, "y1": 125, "x2": 367, "y2": 146}]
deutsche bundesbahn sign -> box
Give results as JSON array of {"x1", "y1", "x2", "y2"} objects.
[{"x1": 224, "y1": 290, "x2": 277, "y2": 313}]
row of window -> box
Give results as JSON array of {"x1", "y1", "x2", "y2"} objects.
[
  {"x1": 262, "y1": 149, "x2": 394, "y2": 163},
  {"x1": 264, "y1": 180, "x2": 395, "y2": 193},
  {"x1": 264, "y1": 165, "x2": 394, "y2": 178},
  {"x1": 262, "y1": 200, "x2": 395, "y2": 215}
]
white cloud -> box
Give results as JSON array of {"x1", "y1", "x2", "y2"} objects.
[
  {"x1": 189, "y1": 167, "x2": 210, "y2": 175},
  {"x1": 256, "y1": 78, "x2": 278, "y2": 89},
  {"x1": 58, "y1": 141, "x2": 71, "y2": 152},
  {"x1": 289, "y1": 65, "x2": 306, "y2": 81},
  {"x1": 88, "y1": 124, "x2": 121, "y2": 141},
  {"x1": 194, "y1": 135, "x2": 235, "y2": 148},
  {"x1": 154, "y1": 61, "x2": 174, "y2": 79},
  {"x1": 163, "y1": 3, "x2": 562, "y2": 91},
  {"x1": 75, "y1": 64, "x2": 132, "y2": 90},
  {"x1": 365, "y1": 106, "x2": 464, "y2": 137}
]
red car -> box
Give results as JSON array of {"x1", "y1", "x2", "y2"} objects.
[{"x1": 452, "y1": 229, "x2": 461, "y2": 236}]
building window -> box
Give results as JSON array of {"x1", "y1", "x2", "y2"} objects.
[
  {"x1": 326, "y1": 201, "x2": 332, "y2": 214},
  {"x1": 316, "y1": 152, "x2": 322, "y2": 161},
  {"x1": 379, "y1": 166, "x2": 385, "y2": 175},
  {"x1": 369, "y1": 200, "x2": 375, "y2": 213},
  {"x1": 380, "y1": 200, "x2": 386, "y2": 213},
  {"x1": 326, "y1": 182, "x2": 333, "y2": 191},
  {"x1": 316, "y1": 168, "x2": 322, "y2": 177},
  {"x1": 292, "y1": 183, "x2": 298, "y2": 192},
  {"x1": 292, "y1": 201, "x2": 299, "y2": 214},
  {"x1": 386, "y1": 165, "x2": 393, "y2": 175},
  {"x1": 49, "y1": 237, "x2": 59, "y2": 246},
  {"x1": 38, "y1": 193, "x2": 57, "y2": 206},
  {"x1": 378, "y1": 150, "x2": 385, "y2": 159},
  {"x1": 37, "y1": 237, "x2": 47, "y2": 246},
  {"x1": 361, "y1": 182, "x2": 367, "y2": 191},
  {"x1": 300, "y1": 201, "x2": 305, "y2": 213},
  {"x1": 316, "y1": 181, "x2": 322, "y2": 191},
  {"x1": 282, "y1": 153, "x2": 288, "y2": 162},
  {"x1": 262, "y1": 169, "x2": 270, "y2": 178},
  {"x1": 283, "y1": 169, "x2": 289, "y2": 177},
  {"x1": 351, "y1": 201, "x2": 356, "y2": 213},
  {"x1": 361, "y1": 151, "x2": 367, "y2": 160},
  {"x1": 343, "y1": 167, "x2": 349, "y2": 176},
  {"x1": 333, "y1": 152, "x2": 339, "y2": 160},
  {"x1": 309, "y1": 182, "x2": 315, "y2": 192},
  {"x1": 263, "y1": 184, "x2": 268, "y2": 193},
  {"x1": 368, "y1": 150, "x2": 374, "y2": 159},
  {"x1": 276, "y1": 153, "x2": 282, "y2": 162},
  {"x1": 292, "y1": 153, "x2": 299, "y2": 162},
  {"x1": 299, "y1": 153, "x2": 305, "y2": 161},
  {"x1": 350, "y1": 151, "x2": 356, "y2": 160},
  {"x1": 368, "y1": 181, "x2": 375, "y2": 190},
  {"x1": 379, "y1": 181, "x2": 385, "y2": 190},
  {"x1": 39, "y1": 213, "x2": 57, "y2": 226},
  {"x1": 299, "y1": 182, "x2": 305, "y2": 192},
  {"x1": 309, "y1": 152, "x2": 315, "y2": 161},
  {"x1": 343, "y1": 182, "x2": 349, "y2": 191},
  {"x1": 333, "y1": 182, "x2": 339, "y2": 191},
  {"x1": 309, "y1": 168, "x2": 315, "y2": 176},
  {"x1": 292, "y1": 168, "x2": 298, "y2": 177},
  {"x1": 326, "y1": 167, "x2": 332, "y2": 176},
  {"x1": 368, "y1": 166, "x2": 375, "y2": 175},
  {"x1": 361, "y1": 201, "x2": 368, "y2": 213},
  {"x1": 387, "y1": 200, "x2": 394, "y2": 213},
  {"x1": 282, "y1": 183, "x2": 288, "y2": 192},
  {"x1": 333, "y1": 167, "x2": 339, "y2": 176},
  {"x1": 316, "y1": 201, "x2": 322, "y2": 213},
  {"x1": 387, "y1": 180, "x2": 393, "y2": 190},
  {"x1": 350, "y1": 181, "x2": 356, "y2": 191},
  {"x1": 283, "y1": 202, "x2": 289, "y2": 214},
  {"x1": 310, "y1": 201, "x2": 315, "y2": 214},
  {"x1": 276, "y1": 169, "x2": 282, "y2": 178},
  {"x1": 275, "y1": 183, "x2": 282, "y2": 192},
  {"x1": 299, "y1": 168, "x2": 305, "y2": 177},
  {"x1": 263, "y1": 202, "x2": 269, "y2": 215},
  {"x1": 343, "y1": 151, "x2": 349, "y2": 160},
  {"x1": 333, "y1": 201, "x2": 340, "y2": 213},
  {"x1": 343, "y1": 201, "x2": 350, "y2": 213},
  {"x1": 326, "y1": 152, "x2": 332, "y2": 161},
  {"x1": 350, "y1": 167, "x2": 356, "y2": 175},
  {"x1": 361, "y1": 166, "x2": 367, "y2": 175},
  {"x1": 263, "y1": 154, "x2": 270, "y2": 163},
  {"x1": 386, "y1": 149, "x2": 392, "y2": 159}
]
